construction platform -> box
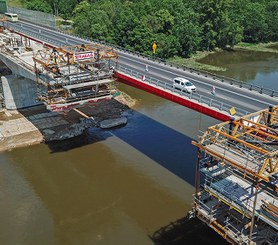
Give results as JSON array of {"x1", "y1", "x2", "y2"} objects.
[
  {"x1": 192, "y1": 106, "x2": 278, "y2": 244},
  {"x1": 0, "y1": 27, "x2": 119, "y2": 111}
]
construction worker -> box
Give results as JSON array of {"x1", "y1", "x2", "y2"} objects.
[{"x1": 211, "y1": 86, "x2": 216, "y2": 95}]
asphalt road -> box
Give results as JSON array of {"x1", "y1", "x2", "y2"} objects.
[{"x1": 8, "y1": 21, "x2": 278, "y2": 116}]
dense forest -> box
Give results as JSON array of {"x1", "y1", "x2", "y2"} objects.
[{"x1": 18, "y1": 0, "x2": 278, "y2": 59}]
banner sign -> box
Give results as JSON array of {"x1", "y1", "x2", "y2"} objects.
[{"x1": 74, "y1": 51, "x2": 94, "y2": 62}]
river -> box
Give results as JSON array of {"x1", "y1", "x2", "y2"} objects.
[{"x1": 1, "y1": 49, "x2": 277, "y2": 245}]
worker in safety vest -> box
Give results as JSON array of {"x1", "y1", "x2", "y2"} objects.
[
  {"x1": 152, "y1": 41, "x2": 157, "y2": 59},
  {"x1": 211, "y1": 86, "x2": 216, "y2": 95}
]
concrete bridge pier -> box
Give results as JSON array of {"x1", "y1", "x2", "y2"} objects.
[{"x1": 1, "y1": 75, "x2": 41, "y2": 109}]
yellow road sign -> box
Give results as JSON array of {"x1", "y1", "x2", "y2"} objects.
[{"x1": 230, "y1": 107, "x2": 236, "y2": 116}]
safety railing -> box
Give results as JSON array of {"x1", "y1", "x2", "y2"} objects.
[
  {"x1": 116, "y1": 65, "x2": 250, "y2": 118},
  {"x1": 10, "y1": 23, "x2": 278, "y2": 98}
]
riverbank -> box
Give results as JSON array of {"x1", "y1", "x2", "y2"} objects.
[
  {"x1": 0, "y1": 92, "x2": 136, "y2": 152},
  {"x1": 168, "y1": 41, "x2": 278, "y2": 73}
]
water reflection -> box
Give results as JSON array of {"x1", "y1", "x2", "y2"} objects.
[
  {"x1": 198, "y1": 49, "x2": 278, "y2": 88},
  {"x1": 151, "y1": 216, "x2": 228, "y2": 244},
  {"x1": 109, "y1": 110, "x2": 197, "y2": 186},
  {"x1": 0, "y1": 83, "x2": 220, "y2": 244}
]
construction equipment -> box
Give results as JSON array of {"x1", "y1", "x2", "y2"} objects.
[
  {"x1": 192, "y1": 105, "x2": 278, "y2": 244},
  {"x1": 33, "y1": 44, "x2": 119, "y2": 111}
]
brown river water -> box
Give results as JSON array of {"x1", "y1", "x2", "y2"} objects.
[{"x1": 1, "y1": 49, "x2": 278, "y2": 245}]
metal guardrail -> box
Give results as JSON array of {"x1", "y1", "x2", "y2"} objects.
[
  {"x1": 54, "y1": 30, "x2": 278, "y2": 98},
  {"x1": 11, "y1": 24, "x2": 278, "y2": 98},
  {"x1": 116, "y1": 65, "x2": 250, "y2": 117}
]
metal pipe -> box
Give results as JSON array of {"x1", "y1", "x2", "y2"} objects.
[
  {"x1": 195, "y1": 148, "x2": 201, "y2": 202},
  {"x1": 267, "y1": 105, "x2": 273, "y2": 127},
  {"x1": 249, "y1": 181, "x2": 259, "y2": 243},
  {"x1": 228, "y1": 117, "x2": 235, "y2": 146}
]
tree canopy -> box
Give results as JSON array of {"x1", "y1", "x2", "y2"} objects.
[{"x1": 21, "y1": 0, "x2": 278, "y2": 59}]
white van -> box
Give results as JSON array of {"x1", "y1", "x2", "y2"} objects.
[
  {"x1": 173, "y1": 77, "x2": 196, "y2": 93},
  {"x1": 4, "y1": 12, "x2": 19, "y2": 22}
]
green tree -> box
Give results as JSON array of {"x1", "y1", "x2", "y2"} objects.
[
  {"x1": 152, "y1": 33, "x2": 179, "y2": 59},
  {"x1": 219, "y1": 22, "x2": 243, "y2": 48},
  {"x1": 63, "y1": 0, "x2": 277, "y2": 58},
  {"x1": 89, "y1": 9, "x2": 111, "y2": 41},
  {"x1": 112, "y1": 3, "x2": 137, "y2": 47},
  {"x1": 241, "y1": 2, "x2": 268, "y2": 42},
  {"x1": 72, "y1": 1, "x2": 92, "y2": 37},
  {"x1": 125, "y1": 22, "x2": 153, "y2": 54},
  {"x1": 198, "y1": 0, "x2": 239, "y2": 50},
  {"x1": 172, "y1": 4, "x2": 201, "y2": 57},
  {"x1": 58, "y1": 0, "x2": 79, "y2": 20},
  {"x1": 145, "y1": 9, "x2": 174, "y2": 34},
  {"x1": 265, "y1": 1, "x2": 278, "y2": 41},
  {"x1": 26, "y1": 0, "x2": 52, "y2": 13}
]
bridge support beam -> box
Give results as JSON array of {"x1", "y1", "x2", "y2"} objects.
[{"x1": 1, "y1": 75, "x2": 41, "y2": 109}]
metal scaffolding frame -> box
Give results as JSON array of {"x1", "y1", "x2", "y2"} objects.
[
  {"x1": 33, "y1": 44, "x2": 119, "y2": 110},
  {"x1": 192, "y1": 106, "x2": 278, "y2": 245}
]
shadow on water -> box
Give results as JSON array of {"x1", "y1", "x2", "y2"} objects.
[
  {"x1": 47, "y1": 108, "x2": 197, "y2": 186},
  {"x1": 109, "y1": 110, "x2": 197, "y2": 186},
  {"x1": 149, "y1": 215, "x2": 229, "y2": 245}
]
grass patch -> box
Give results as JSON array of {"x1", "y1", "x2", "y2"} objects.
[
  {"x1": 7, "y1": 0, "x2": 23, "y2": 8},
  {"x1": 168, "y1": 50, "x2": 226, "y2": 72},
  {"x1": 235, "y1": 42, "x2": 278, "y2": 53}
]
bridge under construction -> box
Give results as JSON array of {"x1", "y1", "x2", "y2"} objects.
[
  {"x1": 0, "y1": 27, "x2": 119, "y2": 111},
  {"x1": 192, "y1": 106, "x2": 278, "y2": 244},
  {"x1": 33, "y1": 43, "x2": 118, "y2": 111}
]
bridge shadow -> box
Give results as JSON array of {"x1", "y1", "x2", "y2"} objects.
[
  {"x1": 48, "y1": 107, "x2": 198, "y2": 185},
  {"x1": 46, "y1": 127, "x2": 112, "y2": 152},
  {"x1": 107, "y1": 109, "x2": 198, "y2": 185},
  {"x1": 17, "y1": 100, "x2": 198, "y2": 185},
  {"x1": 150, "y1": 215, "x2": 229, "y2": 245}
]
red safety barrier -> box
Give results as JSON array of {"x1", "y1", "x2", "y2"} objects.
[{"x1": 115, "y1": 71, "x2": 231, "y2": 122}]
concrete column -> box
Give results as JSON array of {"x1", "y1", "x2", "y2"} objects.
[{"x1": 1, "y1": 75, "x2": 41, "y2": 109}]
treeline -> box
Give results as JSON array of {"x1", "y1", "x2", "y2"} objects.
[{"x1": 20, "y1": 0, "x2": 278, "y2": 58}]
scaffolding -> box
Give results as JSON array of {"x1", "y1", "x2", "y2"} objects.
[
  {"x1": 33, "y1": 44, "x2": 119, "y2": 111},
  {"x1": 192, "y1": 105, "x2": 278, "y2": 245}
]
